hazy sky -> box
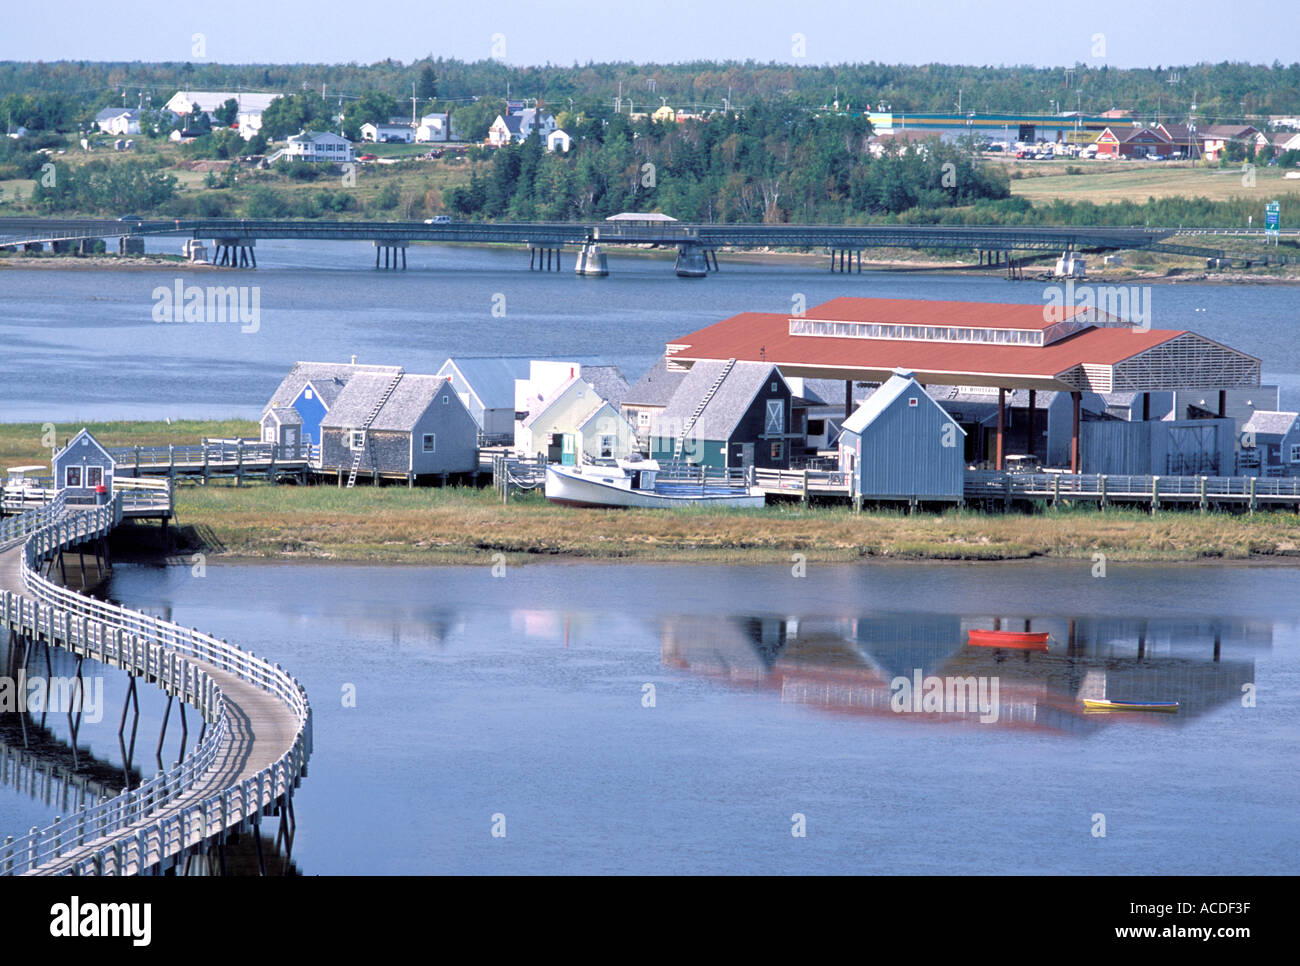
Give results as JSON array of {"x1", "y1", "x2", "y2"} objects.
[{"x1": 7, "y1": 0, "x2": 1297, "y2": 68}]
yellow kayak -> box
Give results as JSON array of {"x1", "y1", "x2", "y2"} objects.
[{"x1": 1083, "y1": 699, "x2": 1179, "y2": 713}]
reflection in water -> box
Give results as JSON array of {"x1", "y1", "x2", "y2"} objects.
[{"x1": 661, "y1": 613, "x2": 1260, "y2": 735}]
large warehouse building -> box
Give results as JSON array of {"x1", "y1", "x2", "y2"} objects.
[{"x1": 664, "y1": 296, "x2": 1262, "y2": 474}]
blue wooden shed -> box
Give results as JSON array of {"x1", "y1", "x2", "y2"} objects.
[
  {"x1": 53, "y1": 429, "x2": 115, "y2": 503},
  {"x1": 839, "y1": 369, "x2": 966, "y2": 504}
]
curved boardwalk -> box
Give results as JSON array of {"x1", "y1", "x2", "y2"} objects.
[{"x1": 0, "y1": 496, "x2": 311, "y2": 875}]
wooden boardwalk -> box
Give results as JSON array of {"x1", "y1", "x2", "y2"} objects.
[{"x1": 0, "y1": 495, "x2": 311, "y2": 876}]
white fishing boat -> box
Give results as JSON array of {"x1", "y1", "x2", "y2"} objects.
[{"x1": 545, "y1": 457, "x2": 765, "y2": 509}]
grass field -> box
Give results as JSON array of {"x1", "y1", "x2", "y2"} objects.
[
  {"x1": 1005, "y1": 158, "x2": 1300, "y2": 205},
  {"x1": 0, "y1": 419, "x2": 258, "y2": 469},
  {"x1": 167, "y1": 481, "x2": 1300, "y2": 564}
]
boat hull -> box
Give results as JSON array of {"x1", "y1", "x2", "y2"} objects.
[
  {"x1": 545, "y1": 465, "x2": 765, "y2": 509},
  {"x1": 1082, "y1": 699, "x2": 1179, "y2": 713},
  {"x1": 967, "y1": 629, "x2": 1051, "y2": 650}
]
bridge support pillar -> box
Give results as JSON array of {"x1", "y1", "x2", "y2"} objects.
[
  {"x1": 213, "y1": 238, "x2": 256, "y2": 268},
  {"x1": 574, "y1": 242, "x2": 608, "y2": 277},
  {"x1": 528, "y1": 246, "x2": 562, "y2": 271},
  {"x1": 23, "y1": 241, "x2": 43, "y2": 253},
  {"x1": 373, "y1": 240, "x2": 408, "y2": 270},
  {"x1": 76, "y1": 238, "x2": 104, "y2": 255},
  {"x1": 51, "y1": 240, "x2": 73, "y2": 254},
  {"x1": 675, "y1": 243, "x2": 709, "y2": 278},
  {"x1": 118, "y1": 236, "x2": 145, "y2": 256}
]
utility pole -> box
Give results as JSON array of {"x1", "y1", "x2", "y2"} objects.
[{"x1": 412, "y1": 82, "x2": 418, "y2": 127}]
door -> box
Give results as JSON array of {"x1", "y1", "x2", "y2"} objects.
[
  {"x1": 740, "y1": 442, "x2": 755, "y2": 468},
  {"x1": 561, "y1": 434, "x2": 576, "y2": 466}
]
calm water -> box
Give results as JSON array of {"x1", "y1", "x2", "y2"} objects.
[
  {"x1": 5, "y1": 559, "x2": 1293, "y2": 875},
  {"x1": 1, "y1": 240, "x2": 1298, "y2": 421}
]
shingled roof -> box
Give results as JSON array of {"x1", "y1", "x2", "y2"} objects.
[
  {"x1": 265, "y1": 361, "x2": 403, "y2": 412},
  {"x1": 320, "y1": 373, "x2": 451, "y2": 432},
  {"x1": 625, "y1": 355, "x2": 690, "y2": 408},
  {"x1": 1242, "y1": 410, "x2": 1299, "y2": 439},
  {"x1": 654, "y1": 360, "x2": 784, "y2": 441}
]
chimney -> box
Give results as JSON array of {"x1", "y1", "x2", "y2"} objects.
[{"x1": 351, "y1": 354, "x2": 357, "y2": 364}]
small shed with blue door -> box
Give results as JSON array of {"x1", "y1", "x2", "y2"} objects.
[
  {"x1": 53, "y1": 428, "x2": 116, "y2": 503},
  {"x1": 263, "y1": 360, "x2": 404, "y2": 446},
  {"x1": 839, "y1": 368, "x2": 966, "y2": 505}
]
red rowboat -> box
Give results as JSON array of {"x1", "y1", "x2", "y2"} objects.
[{"x1": 967, "y1": 629, "x2": 1050, "y2": 651}]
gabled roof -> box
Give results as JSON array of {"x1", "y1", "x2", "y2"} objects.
[
  {"x1": 1242, "y1": 410, "x2": 1299, "y2": 438},
  {"x1": 55, "y1": 428, "x2": 114, "y2": 464},
  {"x1": 523, "y1": 375, "x2": 604, "y2": 429},
  {"x1": 167, "y1": 91, "x2": 281, "y2": 114},
  {"x1": 580, "y1": 365, "x2": 629, "y2": 409},
  {"x1": 96, "y1": 108, "x2": 140, "y2": 122},
  {"x1": 320, "y1": 373, "x2": 452, "y2": 432},
  {"x1": 441, "y1": 357, "x2": 532, "y2": 408},
  {"x1": 265, "y1": 406, "x2": 302, "y2": 425},
  {"x1": 842, "y1": 370, "x2": 965, "y2": 437},
  {"x1": 656, "y1": 360, "x2": 784, "y2": 441},
  {"x1": 289, "y1": 130, "x2": 349, "y2": 144},
  {"x1": 624, "y1": 355, "x2": 690, "y2": 408},
  {"x1": 265, "y1": 361, "x2": 403, "y2": 412}
]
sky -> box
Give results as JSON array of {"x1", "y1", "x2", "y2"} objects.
[{"x1": 4, "y1": 0, "x2": 1298, "y2": 68}]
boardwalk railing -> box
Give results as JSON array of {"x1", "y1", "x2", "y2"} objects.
[
  {"x1": 964, "y1": 470, "x2": 1300, "y2": 507},
  {"x1": 754, "y1": 467, "x2": 850, "y2": 496},
  {"x1": 0, "y1": 495, "x2": 312, "y2": 876},
  {"x1": 106, "y1": 439, "x2": 317, "y2": 473}
]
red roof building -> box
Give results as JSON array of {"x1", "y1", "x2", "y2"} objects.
[{"x1": 665, "y1": 296, "x2": 1261, "y2": 470}]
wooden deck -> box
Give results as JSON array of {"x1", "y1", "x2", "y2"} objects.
[{"x1": 0, "y1": 495, "x2": 311, "y2": 876}]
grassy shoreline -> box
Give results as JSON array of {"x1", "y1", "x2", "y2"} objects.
[
  {"x1": 156, "y1": 482, "x2": 1300, "y2": 566},
  {"x1": 8, "y1": 417, "x2": 1300, "y2": 569}
]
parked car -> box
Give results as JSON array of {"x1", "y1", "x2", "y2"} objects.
[{"x1": 357, "y1": 153, "x2": 377, "y2": 162}]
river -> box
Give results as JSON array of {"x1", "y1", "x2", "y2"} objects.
[
  {"x1": 4, "y1": 558, "x2": 1292, "y2": 875},
  {"x1": 1, "y1": 240, "x2": 1298, "y2": 421}
]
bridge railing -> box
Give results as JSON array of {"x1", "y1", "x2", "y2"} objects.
[{"x1": 0, "y1": 495, "x2": 312, "y2": 876}]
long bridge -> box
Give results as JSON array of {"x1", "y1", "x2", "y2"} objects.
[
  {"x1": 0, "y1": 491, "x2": 311, "y2": 875},
  {"x1": 1, "y1": 216, "x2": 1290, "y2": 274}
]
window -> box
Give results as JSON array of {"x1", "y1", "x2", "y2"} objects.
[
  {"x1": 765, "y1": 399, "x2": 784, "y2": 434},
  {"x1": 351, "y1": 431, "x2": 365, "y2": 451},
  {"x1": 423, "y1": 434, "x2": 436, "y2": 453},
  {"x1": 264, "y1": 426, "x2": 275, "y2": 442},
  {"x1": 65, "y1": 465, "x2": 82, "y2": 487},
  {"x1": 87, "y1": 466, "x2": 103, "y2": 488},
  {"x1": 304, "y1": 388, "x2": 313, "y2": 400},
  {"x1": 770, "y1": 382, "x2": 778, "y2": 392},
  {"x1": 441, "y1": 395, "x2": 449, "y2": 405},
  {"x1": 908, "y1": 397, "x2": 918, "y2": 407},
  {"x1": 808, "y1": 419, "x2": 825, "y2": 436},
  {"x1": 1291, "y1": 444, "x2": 1300, "y2": 464},
  {"x1": 599, "y1": 435, "x2": 615, "y2": 458},
  {"x1": 770, "y1": 441, "x2": 784, "y2": 460}
]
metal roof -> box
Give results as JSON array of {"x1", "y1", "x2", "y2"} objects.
[
  {"x1": 624, "y1": 355, "x2": 689, "y2": 408},
  {"x1": 666, "y1": 298, "x2": 1261, "y2": 392},
  {"x1": 266, "y1": 361, "x2": 403, "y2": 412},
  {"x1": 655, "y1": 360, "x2": 782, "y2": 441},
  {"x1": 441, "y1": 357, "x2": 532, "y2": 408},
  {"x1": 320, "y1": 373, "x2": 450, "y2": 432}
]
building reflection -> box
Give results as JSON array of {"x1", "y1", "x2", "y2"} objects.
[{"x1": 660, "y1": 613, "x2": 1262, "y2": 735}]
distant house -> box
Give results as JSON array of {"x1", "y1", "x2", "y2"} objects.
[
  {"x1": 487, "y1": 109, "x2": 556, "y2": 146},
  {"x1": 361, "y1": 122, "x2": 414, "y2": 143},
  {"x1": 263, "y1": 360, "x2": 404, "y2": 445},
  {"x1": 285, "y1": 130, "x2": 354, "y2": 163},
  {"x1": 517, "y1": 372, "x2": 636, "y2": 464},
  {"x1": 1269, "y1": 131, "x2": 1300, "y2": 153},
  {"x1": 318, "y1": 373, "x2": 479, "y2": 481},
  {"x1": 95, "y1": 108, "x2": 141, "y2": 136},
  {"x1": 1095, "y1": 125, "x2": 1173, "y2": 159},
  {"x1": 53, "y1": 429, "x2": 115, "y2": 503},
  {"x1": 415, "y1": 112, "x2": 458, "y2": 142},
  {"x1": 546, "y1": 129, "x2": 572, "y2": 153},
  {"x1": 1197, "y1": 125, "x2": 1262, "y2": 162},
  {"x1": 163, "y1": 90, "x2": 281, "y2": 140},
  {"x1": 437, "y1": 357, "x2": 533, "y2": 442},
  {"x1": 1239, "y1": 411, "x2": 1300, "y2": 476},
  {"x1": 651, "y1": 360, "x2": 796, "y2": 470},
  {"x1": 839, "y1": 369, "x2": 965, "y2": 504},
  {"x1": 622, "y1": 355, "x2": 690, "y2": 451},
  {"x1": 652, "y1": 105, "x2": 676, "y2": 124},
  {"x1": 513, "y1": 360, "x2": 583, "y2": 442}
]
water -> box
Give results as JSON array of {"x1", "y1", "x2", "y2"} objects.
[
  {"x1": 1, "y1": 240, "x2": 1298, "y2": 421},
  {"x1": 5, "y1": 559, "x2": 1292, "y2": 875}
]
